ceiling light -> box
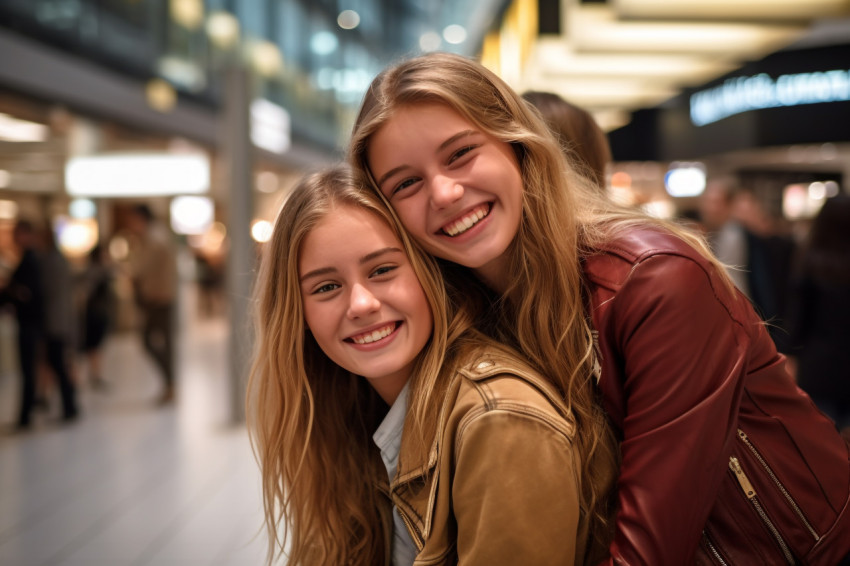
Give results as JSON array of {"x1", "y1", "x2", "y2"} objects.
[
  {"x1": 419, "y1": 32, "x2": 442, "y2": 52},
  {"x1": 206, "y1": 11, "x2": 240, "y2": 49},
  {"x1": 533, "y1": 39, "x2": 736, "y2": 83},
  {"x1": 251, "y1": 99, "x2": 291, "y2": 154},
  {"x1": 171, "y1": 196, "x2": 214, "y2": 235},
  {"x1": 256, "y1": 171, "x2": 279, "y2": 193},
  {"x1": 522, "y1": 77, "x2": 679, "y2": 110},
  {"x1": 568, "y1": 5, "x2": 805, "y2": 55},
  {"x1": 0, "y1": 113, "x2": 49, "y2": 142},
  {"x1": 170, "y1": 0, "x2": 204, "y2": 30},
  {"x1": 612, "y1": 0, "x2": 850, "y2": 21},
  {"x1": 251, "y1": 220, "x2": 273, "y2": 243},
  {"x1": 338, "y1": 10, "x2": 360, "y2": 30},
  {"x1": 66, "y1": 153, "x2": 210, "y2": 197},
  {"x1": 251, "y1": 41, "x2": 283, "y2": 77},
  {"x1": 310, "y1": 31, "x2": 338, "y2": 56},
  {"x1": 56, "y1": 217, "x2": 99, "y2": 258},
  {"x1": 665, "y1": 163, "x2": 706, "y2": 197},
  {"x1": 145, "y1": 79, "x2": 177, "y2": 112},
  {"x1": 0, "y1": 199, "x2": 18, "y2": 219},
  {"x1": 443, "y1": 25, "x2": 468, "y2": 45},
  {"x1": 69, "y1": 198, "x2": 96, "y2": 219}
]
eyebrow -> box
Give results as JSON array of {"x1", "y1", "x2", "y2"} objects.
[
  {"x1": 374, "y1": 129, "x2": 478, "y2": 188},
  {"x1": 299, "y1": 247, "x2": 404, "y2": 282}
]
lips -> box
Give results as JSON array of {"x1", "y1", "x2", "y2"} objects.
[
  {"x1": 440, "y1": 203, "x2": 491, "y2": 237},
  {"x1": 346, "y1": 322, "x2": 399, "y2": 345}
]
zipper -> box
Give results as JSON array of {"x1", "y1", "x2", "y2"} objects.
[
  {"x1": 702, "y1": 530, "x2": 729, "y2": 566},
  {"x1": 729, "y1": 456, "x2": 796, "y2": 565},
  {"x1": 737, "y1": 429, "x2": 820, "y2": 541},
  {"x1": 396, "y1": 505, "x2": 424, "y2": 551}
]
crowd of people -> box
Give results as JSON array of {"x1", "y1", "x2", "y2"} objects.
[{"x1": 0, "y1": 204, "x2": 180, "y2": 431}]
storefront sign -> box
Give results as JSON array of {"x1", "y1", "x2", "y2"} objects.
[{"x1": 690, "y1": 69, "x2": 850, "y2": 126}]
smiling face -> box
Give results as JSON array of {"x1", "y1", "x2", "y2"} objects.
[
  {"x1": 298, "y1": 205, "x2": 433, "y2": 404},
  {"x1": 366, "y1": 103, "x2": 523, "y2": 291}
]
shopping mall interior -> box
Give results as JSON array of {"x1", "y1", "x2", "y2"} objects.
[{"x1": 0, "y1": 0, "x2": 849, "y2": 564}]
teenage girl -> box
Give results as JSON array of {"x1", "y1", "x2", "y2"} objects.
[
  {"x1": 348, "y1": 52, "x2": 850, "y2": 565},
  {"x1": 246, "y1": 164, "x2": 618, "y2": 566}
]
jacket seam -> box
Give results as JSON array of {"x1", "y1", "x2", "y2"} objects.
[
  {"x1": 455, "y1": 403, "x2": 574, "y2": 459},
  {"x1": 604, "y1": 253, "x2": 749, "y2": 341}
]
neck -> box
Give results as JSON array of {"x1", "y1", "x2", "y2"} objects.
[
  {"x1": 472, "y1": 254, "x2": 511, "y2": 295},
  {"x1": 367, "y1": 372, "x2": 410, "y2": 406}
]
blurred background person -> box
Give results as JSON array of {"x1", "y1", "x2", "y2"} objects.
[
  {"x1": 39, "y1": 225, "x2": 80, "y2": 423},
  {"x1": 699, "y1": 176, "x2": 795, "y2": 351},
  {"x1": 732, "y1": 188, "x2": 796, "y2": 352},
  {"x1": 193, "y1": 248, "x2": 224, "y2": 319},
  {"x1": 76, "y1": 242, "x2": 114, "y2": 391},
  {"x1": 126, "y1": 204, "x2": 178, "y2": 406},
  {"x1": 0, "y1": 220, "x2": 45, "y2": 431},
  {"x1": 522, "y1": 90, "x2": 612, "y2": 190},
  {"x1": 699, "y1": 177, "x2": 752, "y2": 295},
  {"x1": 786, "y1": 194, "x2": 850, "y2": 439}
]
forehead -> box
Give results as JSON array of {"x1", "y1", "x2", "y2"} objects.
[
  {"x1": 298, "y1": 205, "x2": 399, "y2": 262},
  {"x1": 385, "y1": 102, "x2": 470, "y2": 130},
  {"x1": 367, "y1": 102, "x2": 478, "y2": 167}
]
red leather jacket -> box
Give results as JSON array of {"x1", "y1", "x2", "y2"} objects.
[{"x1": 584, "y1": 228, "x2": 850, "y2": 565}]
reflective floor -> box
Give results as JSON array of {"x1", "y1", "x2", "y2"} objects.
[{"x1": 0, "y1": 294, "x2": 267, "y2": 565}]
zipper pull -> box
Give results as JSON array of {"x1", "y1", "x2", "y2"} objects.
[
  {"x1": 730, "y1": 456, "x2": 757, "y2": 499},
  {"x1": 738, "y1": 429, "x2": 748, "y2": 442}
]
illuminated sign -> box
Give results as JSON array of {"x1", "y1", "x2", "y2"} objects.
[
  {"x1": 66, "y1": 153, "x2": 210, "y2": 197},
  {"x1": 690, "y1": 69, "x2": 850, "y2": 126}
]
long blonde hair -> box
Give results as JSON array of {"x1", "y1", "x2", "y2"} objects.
[
  {"x1": 247, "y1": 163, "x2": 489, "y2": 565},
  {"x1": 348, "y1": 52, "x2": 729, "y2": 554}
]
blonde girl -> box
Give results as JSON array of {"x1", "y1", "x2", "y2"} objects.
[
  {"x1": 348, "y1": 52, "x2": 850, "y2": 565},
  {"x1": 247, "y1": 164, "x2": 618, "y2": 566}
]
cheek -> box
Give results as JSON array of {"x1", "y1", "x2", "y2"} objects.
[
  {"x1": 506, "y1": 171, "x2": 524, "y2": 225},
  {"x1": 302, "y1": 303, "x2": 327, "y2": 343},
  {"x1": 393, "y1": 197, "x2": 428, "y2": 235},
  {"x1": 412, "y1": 291, "x2": 434, "y2": 340}
]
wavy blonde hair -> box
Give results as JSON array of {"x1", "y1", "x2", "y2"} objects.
[
  {"x1": 247, "y1": 163, "x2": 494, "y2": 565},
  {"x1": 347, "y1": 52, "x2": 731, "y2": 556}
]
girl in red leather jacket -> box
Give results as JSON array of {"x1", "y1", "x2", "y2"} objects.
[{"x1": 348, "y1": 52, "x2": 850, "y2": 565}]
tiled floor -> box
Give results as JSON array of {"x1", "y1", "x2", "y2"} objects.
[{"x1": 0, "y1": 303, "x2": 269, "y2": 565}]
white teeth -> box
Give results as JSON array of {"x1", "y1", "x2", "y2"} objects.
[
  {"x1": 352, "y1": 324, "x2": 395, "y2": 344},
  {"x1": 444, "y1": 206, "x2": 488, "y2": 237}
]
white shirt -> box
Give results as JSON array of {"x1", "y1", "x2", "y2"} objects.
[{"x1": 372, "y1": 382, "x2": 418, "y2": 566}]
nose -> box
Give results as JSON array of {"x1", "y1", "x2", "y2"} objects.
[
  {"x1": 347, "y1": 283, "x2": 381, "y2": 319},
  {"x1": 429, "y1": 175, "x2": 464, "y2": 210}
]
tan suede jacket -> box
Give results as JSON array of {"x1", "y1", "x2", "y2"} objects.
[{"x1": 375, "y1": 348, "x2": 612, "y2": 566}]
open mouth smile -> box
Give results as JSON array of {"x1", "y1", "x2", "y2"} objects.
[
  {"x1": 346, "y1": 322, "x2": 399, "y2": 345},
  {"x1": 441, "y1": 204, "x2": 491, "y2": 237}
]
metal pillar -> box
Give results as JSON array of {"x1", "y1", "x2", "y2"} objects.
[{"x1": 222, "y1": 64, "x2": 254, "y2": 424}]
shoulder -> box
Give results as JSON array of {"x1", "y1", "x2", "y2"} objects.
[
  {"x1": 584, "y1": 226, "x2": 718, "y2": 292},
  {"x1": 584, "y1": 226, "x2": 751, "y2": 344},
  {"x1": 447, "y1": 347, "x2": 575, "y2": 438}
]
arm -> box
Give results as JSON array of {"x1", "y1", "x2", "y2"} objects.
[
  {"x1": 598, "y1": 255, "x2": 749, "y2": 565},
  {"x1": 453, "y1": 408, "x2": 580, "y2": 566}
]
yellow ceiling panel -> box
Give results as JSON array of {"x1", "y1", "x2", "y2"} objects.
[{"x1": 611, "y1": 0, "x2": 850, "y2": 22}]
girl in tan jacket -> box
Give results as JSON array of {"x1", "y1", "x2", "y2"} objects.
[{"x1": 246, "y1": 164, "x2": 617, "y2": 566}]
